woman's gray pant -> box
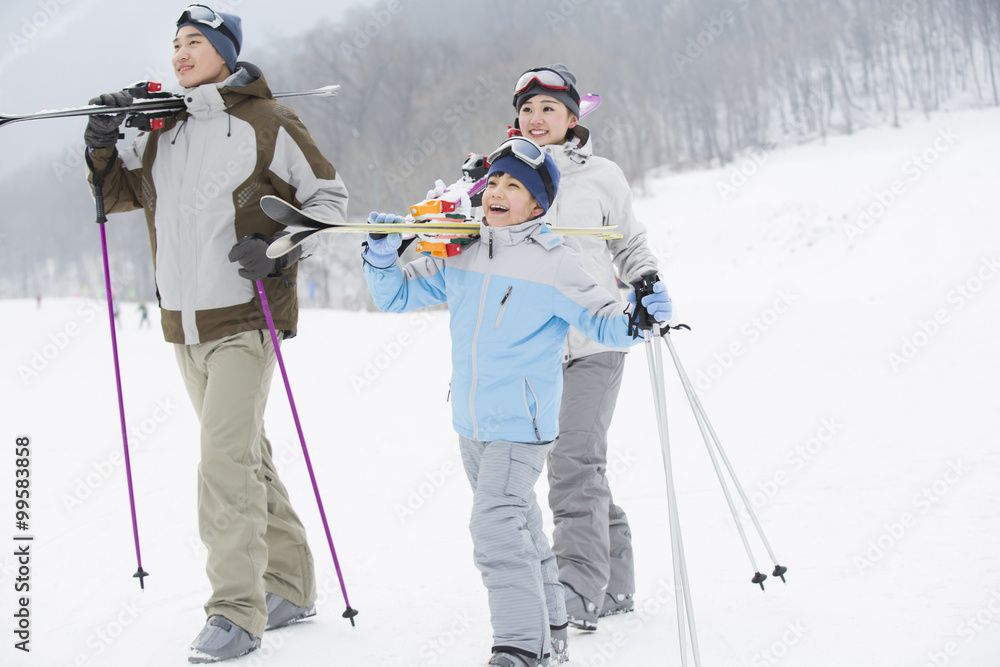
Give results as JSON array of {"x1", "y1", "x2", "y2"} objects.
[{"x1": 547, "y1": 351, "x2": 635, "y2": 610}]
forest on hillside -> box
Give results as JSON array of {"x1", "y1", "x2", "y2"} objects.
[{"x1": 2, "y1": 0, "x2": 997, "y2": 306}]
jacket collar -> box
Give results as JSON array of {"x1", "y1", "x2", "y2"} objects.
[
  {"x1": 477, "y1": 218, "x2": 564, "y2": 252},
  {"x1": 543, "y1": 125, "x2": 593, "y2": 169},
  {"x1": 181, "y1": 62, "x2": 270, "y2": 118}
]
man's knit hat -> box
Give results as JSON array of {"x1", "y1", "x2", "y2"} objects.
[{"x1": 176, "y1": 5, "x2": 243, "y2": 73}]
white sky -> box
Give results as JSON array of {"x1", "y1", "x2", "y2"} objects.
[{"x1": 0, "y1": 0, "x2": 375, "y2": 176}]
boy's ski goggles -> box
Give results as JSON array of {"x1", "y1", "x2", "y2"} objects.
[
  {"x1": 488, "y1": 137, "x2": 555, "y2": 205},
  {"x1": 488, "y1": 136, "x2": 546, "y2": 168}
]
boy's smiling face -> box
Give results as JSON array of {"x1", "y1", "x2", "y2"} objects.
[
  {"x1": 173, "y1": 27, "x2": 230, "y2": 88},
  {"x1": 482, "y1": 172, "x2": 544, "y2": 227}
]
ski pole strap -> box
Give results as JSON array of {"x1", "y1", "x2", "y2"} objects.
[
  {"x1": 627, "y1": 272, "x2": 660, "y2": 339},
  {"x1": 85, "y1": 148, "x2": 119, "y2": 225}
]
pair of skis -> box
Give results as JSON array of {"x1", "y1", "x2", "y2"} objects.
[
  {"x1": 0, "y1": 83, "x2": 340, "y2": 130},
  {"x1": 262, "y1": 93, "x2": 613, "y2": 259},
  {"x1": 261, "y1": 196, "x2": 622, "y2": 259}
]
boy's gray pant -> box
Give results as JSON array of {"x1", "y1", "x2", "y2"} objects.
[
  {"x1": 459, "y1": 437, "x2": 566, "y2": 660},
  {"x1": 548, "y1": 351, "x2": 635, "y2": 609}
]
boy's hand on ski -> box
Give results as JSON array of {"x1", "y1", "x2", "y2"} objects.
[
  {"x1": 425, "y1": 179, "x2": 447, "y2": 200},
  {"x1": 84, "y1": 90, "x2": 134, "y2": 148},
  {"x1": 362, "y1": 211, "x2": 404, "y2": 269}
]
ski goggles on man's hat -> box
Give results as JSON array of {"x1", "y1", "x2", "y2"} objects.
[
  {"x1": 178, "y1": 4, "x2": 225, "y2": 28},
  {"x1": 487, "y1": 137, "x2": 558, "y2": 209},
  {"x1": 177, "y1": 5, "x2": 226, "y2": 30},
  {"x1": 177, "y1": 5, "x2": 241, "y2": 50}
]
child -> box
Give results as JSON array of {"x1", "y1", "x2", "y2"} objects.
[{"x1": 362, "y1": 137, "x2": 670, "y2": 667}]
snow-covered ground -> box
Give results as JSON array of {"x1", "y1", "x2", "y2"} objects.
[{"x1": 2, "y1": 107, "x2": 999, "y2": 666}]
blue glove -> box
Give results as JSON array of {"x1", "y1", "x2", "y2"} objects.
[
  {"x1": 361, "y1": 211, "x2": 404, "y2": 269},
  {"x1": 627, "y1": 280, "x2": 672, "y2": 324},
  {"x1": 643, "y1": 281, "x2": 672, "y2": 323}
]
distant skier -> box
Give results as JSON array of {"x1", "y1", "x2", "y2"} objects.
[
  {"x1": 137, "y1": 302, "x2": 150, "y2": 329},
  {"x1": 83, "y1": 4, "x2": 348, "y2": 663}
]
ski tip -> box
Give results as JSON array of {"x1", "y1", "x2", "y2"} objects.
[{"x1": 316, "y1": 85, "x2": 341, "y2": 96}]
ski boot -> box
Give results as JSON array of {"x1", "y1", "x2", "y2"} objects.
[
  {"x1": 265, "y1": 592, "x2": 316, "y2": 630},
  {"x1": 546, "y1": 623, "x2": 569, "y2": 665},
  {"x1": 564, "y1": 584, "x2": 599, "y2": 631},
  {"x1": 188, "y1": 615, "x2": 260, "y2": 664},
  {"x1": 599, "y1": 591, "x2": 635, "y2": 617},
  {"x1": 485, "y1": 652, "x2": 540, "y2": 667}
]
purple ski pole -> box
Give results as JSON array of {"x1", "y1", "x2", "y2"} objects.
[
  {"x1": 89, "y1": 151, "x2": 149, "y2": 589},
  {"x1": 254, "y1": 279, "x2": 357, "y2": 626}
]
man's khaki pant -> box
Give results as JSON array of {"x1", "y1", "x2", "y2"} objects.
[{"x1": 175, "y1": 330, "x2": 316, "y2": 638}]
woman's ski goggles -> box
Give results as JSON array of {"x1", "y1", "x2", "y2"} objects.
[
  {"x1": 513, "y1": 68, "x2": 572, "y2": 97},
  {"x1": 177, "y1": 4, "x2": 225, "y2": 29},
  {"x1": 487, "y1": 137, "x2": 555, "y2": 205}
]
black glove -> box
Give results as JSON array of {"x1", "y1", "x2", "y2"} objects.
[
  {"x1": 84, "y1": 90, "x2": 133, "y2": 148},
  {"x1": 228, "y1": 232, "x2": 302, "y2": 281}
]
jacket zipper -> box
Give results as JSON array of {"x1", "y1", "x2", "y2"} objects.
[
  {"x1": 522, "y1": 377, "x2": 541, "y2": 441},
  {"x1": 495, "y1": 286, "x2": 513, "y2": 329},
  {"x1": 469, "y1": 228, "x2": 496, "y2": 441}
]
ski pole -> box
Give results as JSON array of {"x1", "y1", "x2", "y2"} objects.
[
  {"x1": 253, "y1": 280, "x2": 358, "y2": 627},
  {"x1": 662, "y1": 328, "x2": 788, "y2": 586},
  {"x1": 643, "y1": 323, "x2": 701, "y2": 667},
  {"x1": 88, "y1": 152, "x2": 149, "y2": 590}
]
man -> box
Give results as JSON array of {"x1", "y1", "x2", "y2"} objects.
[{"x1": 84, "y1": 5, "x2": 348, "y2": 663}]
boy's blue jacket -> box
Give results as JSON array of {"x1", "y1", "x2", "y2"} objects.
[{"x1": 364, "y1": 219, "x2": 641, "y2": 443}]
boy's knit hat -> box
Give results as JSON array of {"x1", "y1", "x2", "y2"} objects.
[
  {"x1": 513, "y1": 64, "x2": 581, "y2": 117},
  {"x1": 487, "y1": 139, "x2": 561, "y2": 217},
  {"x1": 176, "y1": 6, "x2": 243, "y2": 73}
]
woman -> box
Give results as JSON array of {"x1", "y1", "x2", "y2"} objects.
[{"x1": 511, "y1": 64, "x2": 665, "y2": 631}]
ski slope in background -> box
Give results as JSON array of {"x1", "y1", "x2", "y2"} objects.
[{"x1": 2, "y1": 107, "x2": 999, "y2": 666}]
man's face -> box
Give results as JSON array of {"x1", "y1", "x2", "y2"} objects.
[
  {"x1": 482, "y1": 172, "x2": 544, "y2": 227},
  {"x1": 172, "y1": 27, "x2": 230, "y2": 88}
]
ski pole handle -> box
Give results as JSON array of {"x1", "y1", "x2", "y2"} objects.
[{"x1": 628, "y1": 272, "x2": 660, "y2": 337}]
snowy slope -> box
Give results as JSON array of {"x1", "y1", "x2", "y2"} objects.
[{"x1": 2, "y1": 107, "x2": 999, "y2": 667}]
